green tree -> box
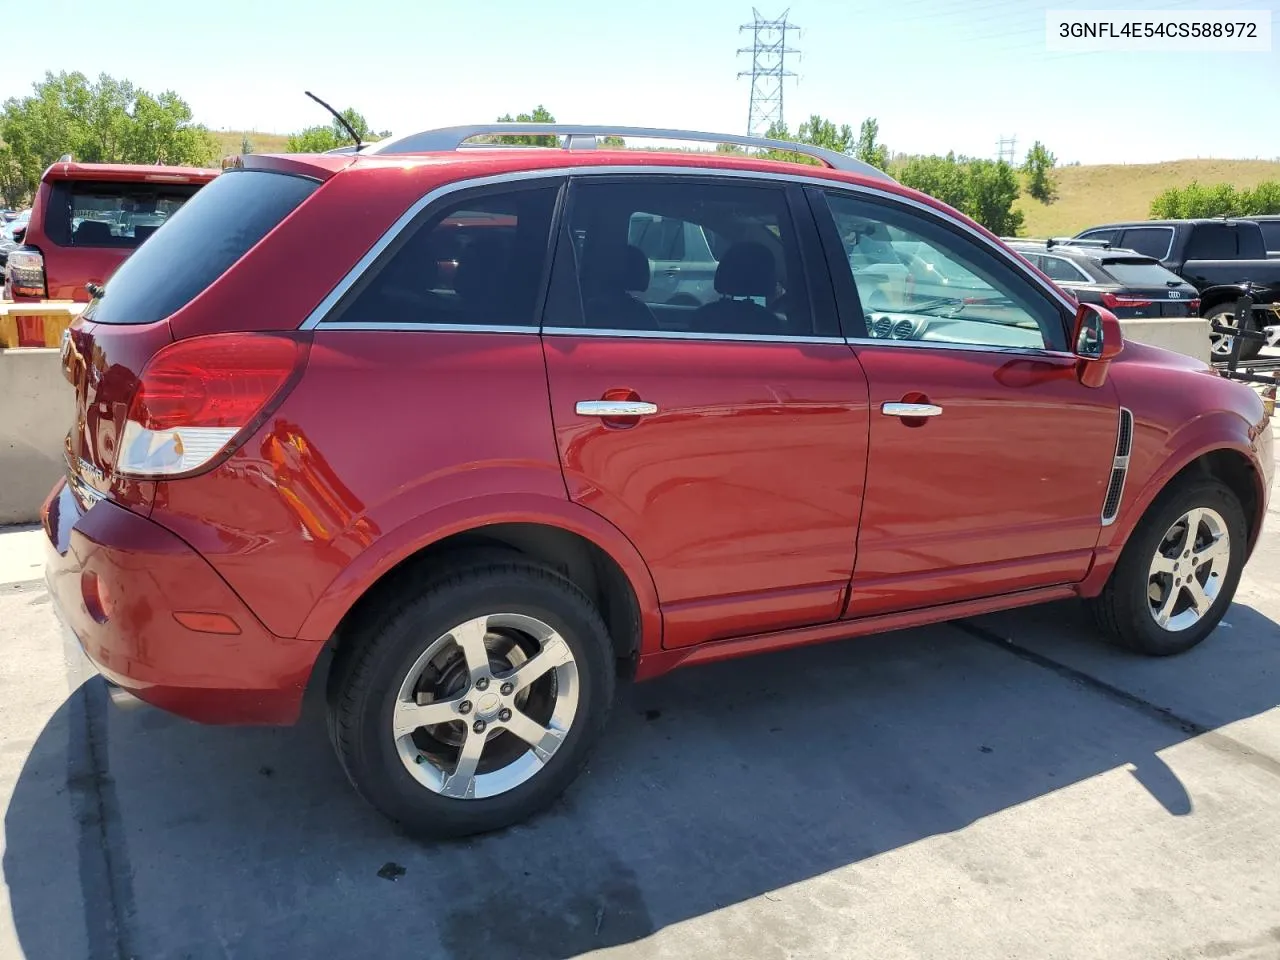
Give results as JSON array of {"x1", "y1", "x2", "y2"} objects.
[
  {"x1": 967, "y1": 159, "x2": 1024, "y2": 235},
  {"x1": 1244, "y1": 181, "x2": 1280, "y2": 214},
  {"x1": 896, "y1": 153, "x2": 1025, "y2": 234},
  {"x1": 240, "y1": 134, "x2": 254, "y2": 155},
  {"x1": 854, "y1": 118, "x2": 889, "y2": 171},
  {"x1": 0, "y1": 71, "x2": 218, "y2": 202},
  {"x1": 897, "y1": 153, "x2": 969, "y2": 210},
  {"x1": 492, "y1": 105, "x2": 558, "y2": 147},
  {"x1": 1022, "y1": 141, "x2": 1057, "y2": 203},
  {"x1": 286, "y1": 107, "x2": 375, "y2": 152}
]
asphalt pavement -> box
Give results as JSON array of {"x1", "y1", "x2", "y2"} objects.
[{"x1": 2, "y1": 463, "x2": 1280, "y2": 959}]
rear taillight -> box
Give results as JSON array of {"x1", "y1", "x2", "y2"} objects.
[
  {"x1": 117, "y1": 333, "x2": 308, "y2": 478},
  {"x1": 7, "y1": 249, "x2": 47, "y2": 298},
  {"x1": 1102, "y1": 292, "x2": 1153, "y2": 309},
  {"x1": 1189, "y1": 299, "x2": 1201, "y2": 313}
]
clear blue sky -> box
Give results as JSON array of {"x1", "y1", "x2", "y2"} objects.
[{"x1": 4, "y1": 0, "x2": 1277, "y2": 164}]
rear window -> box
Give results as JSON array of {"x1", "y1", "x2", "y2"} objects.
[
  {"x1": 87, "y1": 171, "x2": 318, "y2": 325},
  {"x1": 47, "y1": 180, "x2": 202, "y2": 248},
  {"x1": 1101, "y1": 259, "x2": 1185, "y2": 287}
]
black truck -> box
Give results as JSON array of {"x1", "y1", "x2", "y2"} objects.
[{"x1": 1073, "y1": 218, "x2": 1280, "y2": 360}]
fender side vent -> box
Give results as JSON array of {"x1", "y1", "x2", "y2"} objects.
[{"x1": 1101, "y1": 408, "x2": 1134, "y2": 525}]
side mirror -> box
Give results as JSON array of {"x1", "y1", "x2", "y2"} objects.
[
  {"x1": 1072, "y1": 303, "x2": 1124, "y2": 387},
  {"x1": 11, "y1": 225, "x2": 24, "y2": 242}
]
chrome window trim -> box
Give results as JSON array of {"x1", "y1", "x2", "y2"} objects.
[
  {"x1": 541, "y1": 327, "x2": 843, "y2": 345},
  {"x1": 316, "y1": 321, "x2": 537, "y2": 334},
  {"x1": 844, "y1": 335, "x2": 1076, "y2": 360},
  {"x1": 301, "y1": 165, "x2": 1080, "y2": 332}
]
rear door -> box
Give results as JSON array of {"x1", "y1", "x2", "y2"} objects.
[
  {"x1": 542, "y1": 175, "x2": 870, "y2": 649},
  {"x1": 811, "y1": 186, "x2": 1121, "y2": 616}
]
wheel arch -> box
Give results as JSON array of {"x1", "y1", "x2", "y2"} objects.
[
  {"x1": 1083, "y1": 430, "x2": 1267, "y2": 596},
  {"x1": 297, "y1": 494, "x2": 663, "y2": 667}
]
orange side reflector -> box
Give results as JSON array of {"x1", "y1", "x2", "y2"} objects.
[{"x1": 173, "y1": 612, "x2": 242, "y2": 635}]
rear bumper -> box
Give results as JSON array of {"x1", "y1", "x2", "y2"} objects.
[{"x1": 42, "y1": 478, "x2": 323, "y2": 725}]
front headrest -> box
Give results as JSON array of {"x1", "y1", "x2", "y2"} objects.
[
  {"x1": 714, "y1": 242, "x2": 776, "y2": 298},
  {"x1": 581, "y1": 243, "x2": 651, "y2": 294},
  {"x1": 73, "y1": 220, "x2": 114, "y2": 245}
]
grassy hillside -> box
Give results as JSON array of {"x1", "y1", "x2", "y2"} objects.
[
  {"x1": 212, "y1": 130, "x2": 291, "y2": 157},
  {"x1": 1017, "y1": 159, "x2": 1280, "y2": 238}
]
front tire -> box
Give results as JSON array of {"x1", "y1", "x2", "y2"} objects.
[
  {"x1": 328, "y1": 562, "x2": 616, "y2": 839},
  {"x1": 1207, "y1": 302, "x2": 1261, "y2": 361},
  {"x1": 1088, "y1": 478, "x2": 1246, "y2": 656}
]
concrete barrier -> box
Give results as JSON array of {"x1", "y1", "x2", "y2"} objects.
[
  {"x1": 0, "y1": 349, "x2": 72, "y2": 524},
  {"x1": 0, "y1": 301, "x2": 83, "y2": 349},
  {"x1": 1117, "y1": 317, "x2": 1212, "y2": 366}
]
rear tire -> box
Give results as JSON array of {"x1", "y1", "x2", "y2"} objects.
[
  {"x1": 1207, "y1": 301, "x2": 1261, "y2": 361},
  {"x1": 328, "y1": 562, "x2": 616, "y2": 839},
  {"x1": 1088, "y1": 478, "x2": 1246, "y2": 656}
]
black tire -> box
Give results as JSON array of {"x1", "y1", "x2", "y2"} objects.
[
  {"x1": 1088, "y1": 477, "x2": 1247, "y2": 656},
  {"x1": 1206, "y1": 301, "x2": 1261, "y2": 361},
  {"x1": 328, "y1": 562, "x2": 616, "y2": 839}
]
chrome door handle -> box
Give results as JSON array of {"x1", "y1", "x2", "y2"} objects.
[
  {"x1": 882, "y1": 402, "x2": 943, "y2": 417},
  {"x1": 576, "y1": 400, "x2": 659, "y2": 417}
]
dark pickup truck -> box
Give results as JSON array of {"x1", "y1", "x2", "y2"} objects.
[{"x1": 1073, "y1": 218, "x2": 1280, "y2": 359}]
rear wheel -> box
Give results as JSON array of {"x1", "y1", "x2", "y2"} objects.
[
  {"x1": 1207, "y1": 301, "x2": 1261, "y2": 361},
  {"x1": 328, "y1": 562, "x2": 616, "y2": 839},
  {"x1": 1088, "y1": 478, "x2": 1246, "y2": 655}
]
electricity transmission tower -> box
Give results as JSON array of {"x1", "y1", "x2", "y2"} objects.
[
  {"x1": 996, "y1": 135, "x2": 1019, "y2": 164},
  {"x1": 738, "y1": 9, "x2": 801, "y2": 139}
]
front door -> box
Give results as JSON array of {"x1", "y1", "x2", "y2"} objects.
[
  {"x1": 542, "y1": 176, "x2": 870, "y2": 649},
  {"x1": 810, "y1": 186, "x2": 1122, "y2": 617}
]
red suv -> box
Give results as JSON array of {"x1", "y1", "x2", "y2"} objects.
[
  {"x1": 42, "y1": 125, "x2": 1274, "y2": 838},
  {"x1": 5, "y1": 161, "x2": 218, "y2": 302}
]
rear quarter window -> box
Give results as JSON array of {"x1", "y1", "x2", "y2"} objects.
[
  {"x1": 1256, "y1": 220, "x2": 1280, "y2": 251},
  {"x1": 86, "y1": 171, "x2": 318, "y2": 325}
]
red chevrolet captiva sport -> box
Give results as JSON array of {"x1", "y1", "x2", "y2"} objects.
[{"x1": 44, "y1": 124, "x2": 1274, "y2": 838}]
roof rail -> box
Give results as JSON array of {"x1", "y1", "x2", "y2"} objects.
[
  {"x1": 1046, "y1": 237, "x2": 1112, "y2": 250},
  {"x1": 356, "y1": 124, "x2": 897, "y2": 182}
]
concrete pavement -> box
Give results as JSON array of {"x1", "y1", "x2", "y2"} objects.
[{"x1": 3, "y1": 492, "x2": 1280, "y2": 958}]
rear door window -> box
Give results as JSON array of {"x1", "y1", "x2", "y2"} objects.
[
  {"x1": 327, "y1": 183, "x2": 560, "y2": 328},
  {"x1": 1117, "y1": 227, "x2": 1175, "y2": 260},
  {"x1": 1040, "y1": 255, "x2": 1089, "y2": 282},
  {"x1": 87, "y1": 170, "x2": 318, "y2": 325},
  {"x1": 1184, "y1": 224, "x2": 1236, "y2": 260},
  {"x1": 47, "y1": 180, "x2": 203, "y2": 248}
]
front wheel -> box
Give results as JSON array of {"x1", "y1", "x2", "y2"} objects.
[
  {"x1": 1088, "y1": 478, "x2": 1247, "y2": 656},
  {"x1": 1207, "y1": 301, "x2": 1261, "y2": 361},
  {"x1": 328, "y1": 563, "x2": 616, "y2": 839}
]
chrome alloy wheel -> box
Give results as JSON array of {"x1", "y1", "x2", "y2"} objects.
[
  {"x1": 392, "y1": 614, "x2": 578, "y2": 800},
  {"x1": 1209, "y1": 310, "x2": 1239, "y2": 357},
  {"x1": 1147, "y1": 507, "x2": 1231, "y2": 631}
]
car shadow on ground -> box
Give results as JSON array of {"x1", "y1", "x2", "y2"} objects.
[{"x1": 5, "y1": 600, "x2": 1280, "y2": 959}]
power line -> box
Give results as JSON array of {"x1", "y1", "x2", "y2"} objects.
[
  {"x1": 737, "y1": 8, "x2": 801, "y2": 138},
  {"x1": 996, "y1": 135, "x2": 1018, "y2": 163}
]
